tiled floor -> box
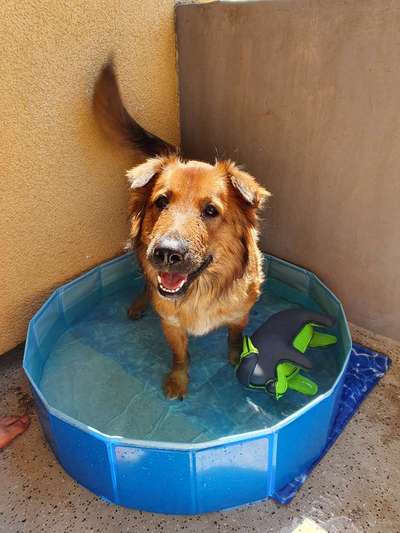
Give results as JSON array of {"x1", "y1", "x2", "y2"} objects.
[{"x1": 1, "y1": 324, "x2": 399, "y2": 533}]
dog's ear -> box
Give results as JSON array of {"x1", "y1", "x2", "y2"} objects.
[
  {"x1": 126, "y1": 157, "x2": 167, "y2": 242},
  {"x1": 222, "y1": 161, "x2": 271, "y2": 209},
  {"x1": 127, "y1": 157, "x2": 164, "y2": 189}
]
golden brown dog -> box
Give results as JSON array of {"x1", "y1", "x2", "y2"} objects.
[{"x1": 94, "y1": 64, "x2": 270, "y2": 399}]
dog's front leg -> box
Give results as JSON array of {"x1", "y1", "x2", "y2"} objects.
[
  {"x1": 162, "y1": 321, "x2": 189, "y2": 400},
  {"x1": 228, "y1": 315, "x2": 249, "y2": 366},
  {"x1": 128, "y1": 288, "x2": 148, "y2": 320}
]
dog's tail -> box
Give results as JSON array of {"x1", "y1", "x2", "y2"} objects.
[{"x1": 93, "y1": 62, "x2": 175, "y2": 157}]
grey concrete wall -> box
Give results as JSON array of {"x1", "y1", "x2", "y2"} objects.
[{"x1": 176, "y1": 0, "x2": 400, "y2": 340}]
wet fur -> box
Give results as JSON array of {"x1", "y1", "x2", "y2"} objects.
[{"x1": 93, "y1": 63, "x2": 270, "y2": 399}]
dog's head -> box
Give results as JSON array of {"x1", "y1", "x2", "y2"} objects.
[{"x1": 127, "y1": 155, "x2": 270, "y2": 299}]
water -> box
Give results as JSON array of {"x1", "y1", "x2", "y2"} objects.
[{"x1": 39, "y1": 280, "x2": 341, "y2": 444}]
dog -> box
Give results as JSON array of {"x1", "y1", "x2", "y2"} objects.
[{"x1": 93, "y1": 64, "x2": 271, "y2": 399}]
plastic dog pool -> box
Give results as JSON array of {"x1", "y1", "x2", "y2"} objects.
[{"x1": 23, "y1": 253, "x2": 351, "y2": 514}]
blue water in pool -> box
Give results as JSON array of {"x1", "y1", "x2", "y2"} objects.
[{"x1": 39, "y1": 280, "x2": 341, "y2": 444}]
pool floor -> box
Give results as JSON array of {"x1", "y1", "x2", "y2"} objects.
[{"x1": 39, "y1": 280, "x2": 340, "y2": 444}]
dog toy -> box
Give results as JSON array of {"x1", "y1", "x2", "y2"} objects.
[{"x1": 236, "y1": 309, "x2": 337, "y2": 399}]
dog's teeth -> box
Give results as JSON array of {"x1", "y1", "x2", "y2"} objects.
[
  {"x1": 158, "y1": 277, "x2": 187, "y2": 294},
  {"x1": 160, "y1": 284, "x2": 181, "y2": 293}
]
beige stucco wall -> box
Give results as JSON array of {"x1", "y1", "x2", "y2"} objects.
[{"x1": 1, "y1": 0, "x2": 179, "y2": 354}]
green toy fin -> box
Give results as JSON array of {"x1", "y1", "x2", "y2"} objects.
[
  {"x1": 240, "y1": 336, "x2": 259, "y2": 359},
  {"x1": 293, "y1": 323, "x2": 337, "y2": 353},
  {"x1": 274, "y1": 362, "x2": 318, "y2": 399},
  {"x1": 292, "y1": 323, "x2": 314, "y2": 353},
  {"x1": 288, "y1": 373, "x2": 318, "y2": 396},
  {"x1": 309, "y1": 332, "x2": 337, "y2": 348},
  {"x1": 275, "y1": 362, "x2": 297, "y2": 398}
]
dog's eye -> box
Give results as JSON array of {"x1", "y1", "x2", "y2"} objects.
[
  {"x1": 203, "y1": 204, "x2": 219, "y2": 218},
  {"x1": 155, "y1": 195, "x2": 169, "y2": 210}
]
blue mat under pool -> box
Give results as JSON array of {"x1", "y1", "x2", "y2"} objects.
[{"x1": 273, "y1": 343, "x2": 391, "y2": 504}]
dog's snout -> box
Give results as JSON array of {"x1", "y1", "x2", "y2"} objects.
[{"x1": 152, "y1": 239, "x2": 188, "y2": 267}]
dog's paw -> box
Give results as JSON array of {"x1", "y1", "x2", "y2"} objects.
[
  {"x1": 127, "y1": 306, "x2": 144, "y2": 321},
  {"x1": 164, "y1": 370, "x2": 189, "y2": 400},
  {"x1": 228, "y1": 349, "x2": 240, "y2": 367}
]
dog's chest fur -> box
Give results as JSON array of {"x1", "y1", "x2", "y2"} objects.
[{"x1": 161, "y1": 297, "x2": 245, "y2": 335}]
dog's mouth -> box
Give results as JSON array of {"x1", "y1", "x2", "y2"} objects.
[
  {"x1": 156, "y1": 255, "x2": 213, "y2": 298},
  {"x1": 157, "y1": 272, "x2": 188, "y2": 294}
]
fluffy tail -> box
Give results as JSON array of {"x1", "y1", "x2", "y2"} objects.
[{"x1": 93, "y1": 62, "x2": 175, "y2": 157}]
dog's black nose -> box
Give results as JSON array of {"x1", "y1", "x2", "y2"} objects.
[{"x1": 152, "y1": 242, "x2": 187, "y2": 266}]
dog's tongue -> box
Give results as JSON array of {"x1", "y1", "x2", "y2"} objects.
[{"x1": 160, "y1": 272, "x2": 187, "y2": 290}]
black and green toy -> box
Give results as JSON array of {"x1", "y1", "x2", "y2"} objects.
[{"x1": 236, "y1": 309, "x2": 337, "y2": 399}]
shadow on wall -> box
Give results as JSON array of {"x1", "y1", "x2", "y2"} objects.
[{"x1": 177, "y1": 0, "x2": 400, "y2": 341}]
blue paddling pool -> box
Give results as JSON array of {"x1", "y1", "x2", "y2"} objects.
[{"x1": 23, "y1": 253, "x2": 351, "y2": 514}]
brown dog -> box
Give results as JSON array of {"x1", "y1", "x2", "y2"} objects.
[{"x1": 94, "y1": 64, "x2": 270, "y2": 399}]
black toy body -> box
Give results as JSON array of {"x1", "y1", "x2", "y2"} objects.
[{"x1": 236, "y1": 309, "x2": 337, "y2": 399}]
